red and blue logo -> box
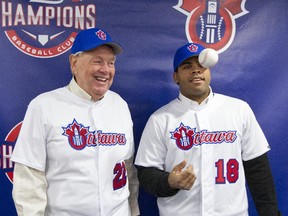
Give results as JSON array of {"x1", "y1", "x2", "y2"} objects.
[
  {"x1": 174, "y1": 0, "x2": 249, "y2": 53},
  {"x1": 170, "y1": 123, "x2": 237, "y2": 150},
  {"x1": 62, "y1": 119, "x2": 127, "y2": 150},
  {"x1": 1, "y1": 0, "x2": 96, "y2": 58},
  {"x1": 0, "y1": 122, "x2": 22, "y2": 183}
]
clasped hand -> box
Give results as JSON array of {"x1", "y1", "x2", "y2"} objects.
[{"x1": 168, "y1": 159, "x2": 196, "y2": 190}]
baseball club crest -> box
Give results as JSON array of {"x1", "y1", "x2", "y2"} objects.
[
  {"x1": 174, "y1": 0, "x2": 249, "y2": 53},
  {"x1": 1, "y1": 0, "x2": 96, "y2": 58},
  {"x1": 170, "y1": 123, "x2": 195, "y2": 150},
  {"x1": 62, "y1": 119, "x2": 90, "y2": 150}
]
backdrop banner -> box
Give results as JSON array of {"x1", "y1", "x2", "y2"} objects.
[{"x1": 0, "y1": 0, "x2": 287, "y2": 215}]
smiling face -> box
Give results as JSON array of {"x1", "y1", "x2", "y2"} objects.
[
  {"x1": 69, "y1": 45, "x2": 116, "y2": 101},
  {"x1": 173, "y1": 56, "x2": 211, "y2": 104}
]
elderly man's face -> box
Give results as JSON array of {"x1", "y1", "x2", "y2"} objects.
[{"x1": 69, "y1": 45, "x2": 116, "y2": 101}]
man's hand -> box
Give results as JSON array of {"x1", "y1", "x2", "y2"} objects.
[{"x1": 168, "y1": 159, "x2": 196, "y2": 190}]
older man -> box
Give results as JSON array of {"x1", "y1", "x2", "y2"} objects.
[{"x1": 11, "y1": 28, "x2": 139, "y2": 216}]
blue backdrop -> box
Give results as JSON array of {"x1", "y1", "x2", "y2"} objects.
[{"x1": 0, "y1": 0, "x2": 287, "y2": 215}]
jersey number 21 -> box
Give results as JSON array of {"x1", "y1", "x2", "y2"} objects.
[{"x1": 113, "y1": 161, "x2": 127, "y2": 190}]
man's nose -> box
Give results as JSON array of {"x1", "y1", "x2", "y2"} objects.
[
  {"x1": 99, "y1": 62, "x2": 110, "y2": 72},
  {"x1": 190, "y1": 68, "x2": 201, "y2": 74}
]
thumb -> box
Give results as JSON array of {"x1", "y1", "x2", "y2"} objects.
[
  {"x1": 185, "y1": 164, "x2": 194, "y2": 173},
  {"x1": 173, "y1": 159, "x2": 187, "y2": 172}
]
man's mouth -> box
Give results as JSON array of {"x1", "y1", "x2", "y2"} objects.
[
  {"x1": 95, "y1": 76, "x2": 108, "y2": 82},
  {"x1": 190, "y1": 77, "x2": 204, "y2": 83}
]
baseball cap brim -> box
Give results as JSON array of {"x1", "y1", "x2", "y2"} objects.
[{"x1": 104, "y1": 42, "x2": 123, "y2": 54}]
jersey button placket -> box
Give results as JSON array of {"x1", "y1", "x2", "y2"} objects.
[
  {"x1": 196, "y1": 111, "x2": 214, "y2": 215},
  {"x1": 91, "y1": 103, "x2": 102, "y2": 215}
]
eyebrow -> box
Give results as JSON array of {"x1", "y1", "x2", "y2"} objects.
[
  {"x1": 180, "y1": 56, "x2": 201, "y2": 66},
  {"x1": 180, "y1": 61, "x2": 193, "y2": 66}
]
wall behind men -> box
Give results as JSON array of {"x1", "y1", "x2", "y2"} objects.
[{"x1": 0, "y1": 0, "x2": 287, "y2": 215}]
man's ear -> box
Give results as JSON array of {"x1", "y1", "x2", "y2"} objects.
[
  {"x1": 69, "y1": 55, "x2": 78, "y2": 75},
  {"x1": 173, "y1": 72, "x2": 179, "y2": 85}
]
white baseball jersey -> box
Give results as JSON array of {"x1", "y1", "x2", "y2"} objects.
[
  {"x1": 11, "y1": 87, "x2": 134, "y2": 216},
  {"x1": 135, "y1": 90, "x2": 270, "y2": 216}
]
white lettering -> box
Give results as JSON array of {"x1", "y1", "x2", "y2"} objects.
[{"x1": 1, "y1": 2, "x2": 96, "y2": 29}]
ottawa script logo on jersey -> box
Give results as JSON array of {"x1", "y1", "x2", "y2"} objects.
[
  {"x1": 170, "y1": 123, "x2": 237, "y2": 150},
  {"x1": 62, "y1": 119, "x2": 127, "y2": 150},
  {"x1": 173, "y1": 0, "x2": 249, "y2": 53}
]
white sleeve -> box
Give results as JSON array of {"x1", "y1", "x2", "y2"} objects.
[
  {"x1": 12, "y1": 163, "x2": 47, "y2": 216},
  {"x1": 241, "y1": 103, "x2": 271, "y2": 161},
  {"x1": 135, "y1": 115, "x2": 167, "y2": 170},
  {"x1": 125, "y1": 157, "x2": 140, "y2": 216},
  {"x1": 11, "y1": 99, "x2": 47, "y2": 171}
]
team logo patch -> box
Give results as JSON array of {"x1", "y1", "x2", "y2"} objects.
[
  {"x1": 187, "y1": 43, "x2": 199, "y2": 53},
  {"x1": 170, "y1": 123, "x2": 237, "y2": 150},
  {"x1": 173, "y1": 0, "x2": 249, "y2": 53},
  {"x1": 96, "y1": 30, "x2": 107, "y2": 40},
  {"x1": 62, "y1": 119, "x2": 127, "y2": 150},
  {"x1": 2, "y1": 0, "x2": 96, "y2": 58}
]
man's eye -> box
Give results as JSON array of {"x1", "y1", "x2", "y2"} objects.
[
  {"x1": 92, "y1": 61, "x2": 102, "y2": 65},
  {"x1": 183, "y1": 65, "x2": 192, "y2": 70},
  {"x1": 108, "y1": 62, "x2": 115, "y2": 67}
]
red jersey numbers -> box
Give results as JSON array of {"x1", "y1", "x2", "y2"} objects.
[
  {"x1": 113, "y1": 161, "x2": 127, "y2": 190},
  {"x1": 215, "y1": 159, "x2": 239, "y2": 184}
]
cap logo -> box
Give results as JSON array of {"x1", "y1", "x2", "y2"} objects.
[
  {"x1": 96, "y1": 30, "x2": 107, "y2": 40},
  {"x1": 187, "y1": 44, "x2": 198, "y2": 53}
]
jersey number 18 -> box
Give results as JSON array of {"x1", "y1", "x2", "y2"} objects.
[{"x1": 215, "y1": 159, "x2": 239, "y2": 184}]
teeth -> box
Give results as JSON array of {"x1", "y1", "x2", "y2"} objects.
[
  {"x1": 190, "y1": 78, "x2": 203, "y2": 82},
  {"x1": 96, "y1": 77, "x2": 107, "y2": 82}
]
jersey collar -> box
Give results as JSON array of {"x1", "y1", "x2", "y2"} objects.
[
  {"x1": 178, "y1": 86, "x2": 214, "y2": 109},
  {"x1": 67, "y1": 77, "x2": 93, "y2": 102}
]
